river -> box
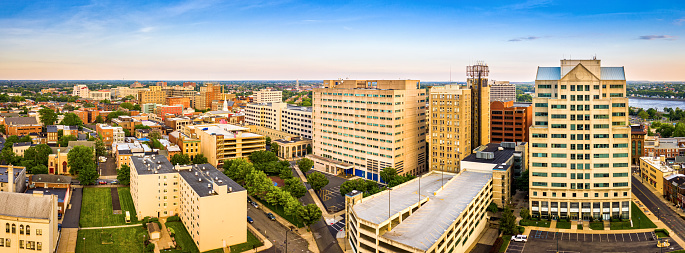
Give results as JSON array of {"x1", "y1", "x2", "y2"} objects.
[{"x1": 629, "y1": 98, "x2": 685, "y2": 111}]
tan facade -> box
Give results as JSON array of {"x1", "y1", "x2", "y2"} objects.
[
  {"x1": 0, "y1": 191, "x2": 59, "y2": 253},
  {"x1": 183, "y1": 124, "x2": 265, "y2": 168},
  {"x1": 640, "y1": 156, "x2": 676, "y2": 194},
  {"x1": 529, "y1": 59, "x2": 632, "y2": 220},
  {"x1": 96, "y1": 124, "x2": 125, "y2": 146},
  {"x1": 48, "y1": 151, "x2": 69, "y2": 175},
  {"x1": 245, "y1": 102, "x2": 313, "y2": 139},
  {"x1": 489, "y1": 81, "x2": 516, "y2": 102},
  {"x1": 246, "y1": 125, "x2": 312, "y2": 159},
  {"x1": 313, "y1": 80, "x2": 427, "y2": 181},
  {"x1": 428, "y1": 85, "x2": 471, "y2": 173},
  {"x1": 253, "y1": 89, "x2": 282, "y2": 103},
  {"x1": 138, "y1": 86, "x2": 165, "y2": 105},
  {"x1": 467, "y1": 65, "x2": 491, "y2": 151},
  {"x1": 89, "y1": 91, "x2": 111, "y2": 101}
]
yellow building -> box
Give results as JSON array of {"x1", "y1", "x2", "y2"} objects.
[
  {"x1": 345, "y1": 170, "x2": 491, "y2": 253},
  {"x1": 312, "y1": 80, "x2": 427, "y2": 181},
  {"x1": 428, "y1": 85, "x2": 471, "y2": 173},
  {"x1": 48, "y1": 141, "x2": 95, "y2": 175},
  {"x1": 529, "y1": 59, "x2": 632, "y2": 220},
  {"x1": 183, "y1": 124, "x2": 265, "y2": 168},
  {"x1": 253, "y1": 89, "x2": 282, "y2": 103},
  {"x1": 467, "y1": 63, "x2": 491, "y2": 151},
  {"x1": 138, "y1": 86, "x2": 165, "y2": 105},
  {"x1": 0, "y1": 191, "x2": 59, "y2": 253},
  {"x1": 640, "y1": 156, "x2": 676, "y2": 194},
  {"x1": 129, "y1": 155, "x2": 247, "y2": 252},
  {"x1": 246, "y1": 125, "x2": 312, "y2": 159},
  {"x1": 169, "y1": 131, "x2": 201, "y2": 161}
]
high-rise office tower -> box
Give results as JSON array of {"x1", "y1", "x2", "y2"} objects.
[
  {"x1": 312, "y1": 80, "x2": 427, "y2": 181},
  {"x1": 490, "y1": 80, "x2": 516, "y2": 102},
  {"x1": 528, "y1": 59, "x2": 631, "y2": 221},
  {"x1": 467, "y1": 63, "x2": 491, "y2": 151},
  {"x1": 428, "y1": 85, "x2": 471, "y2": 172}
]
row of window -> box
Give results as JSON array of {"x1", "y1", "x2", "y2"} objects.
[
  {"x1": 532, "y1": 182, "x2": 629, "y2": 188},
  {"x1": 4, "y1": 223, "x2": 42, "y2": 236},
  {"x1": 532, "y1": 172, "x2": 629, "y2": 178},
  {"x1": 0, "y1": 238, "x2": 42, "y2": 250},
  {"x1": 532, "y1": 153, "x2": 629, "y2": 158},
  {"x1": 532, "y1": 162, "x2": 629, "y2": 168}
]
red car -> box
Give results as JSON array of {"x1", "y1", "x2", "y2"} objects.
[{"x1": 98, "y1": 180, "x2": 107, "y2": 185}]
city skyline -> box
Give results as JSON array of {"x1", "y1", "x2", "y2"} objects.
[{"x1": 1, "y1": 0, "x2": 684, "y2": 81}]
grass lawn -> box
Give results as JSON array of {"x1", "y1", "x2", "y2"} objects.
[
  {"x1": 165, "y1": 221, "x2": 200, "y2": 253},
  {"x1": 252, "y1": 197, "x2": 305, "y2": 228},
  {"x1": 519, "y1": 219, "x2": 551, "y2": 228},
  {"x1": 499, "y1": 235, "x2": 512, "y2": 253},
  {"x1": 80, "y1": 187, "x2": 140, "y2": 227},
  {"x1": 556, "y1": 221, "x2": 572, "y2": 229},
  {"x1": 610, "y1": 202, "x2": 657, "y2": 230},
  {"x1": 229, "y1": 230, "x2": 264, "y2": 253},
  {"x1": 656, "y1": 231, "x2": 669, "y2": 238},
  {"x1": 589, "y1": 222, "x2": 604, "y2": 230},
  {"x1": 76, "y1": 227, "x2": 148, "y2": 253},
  {"x1": 577, "y1": 224, "x2": 583, "y2": 230}
]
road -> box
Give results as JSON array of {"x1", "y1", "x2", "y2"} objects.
[
  {"x1": 247, "y1": 200, "x2": 310, "y2": 253},
  {"x1": 300, "y1": 193, "x2": 344, "y2": 253},
  {"x1": 632, "y1": 176, "x2": 685, "y2": 237},
  {"x1": 62, "y1": 188, "x2": 82, "y2": 228}
]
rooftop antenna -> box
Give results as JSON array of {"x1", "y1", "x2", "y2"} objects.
[{"x1": 449, "y1": 65, "x2": 452, "y2": 83}]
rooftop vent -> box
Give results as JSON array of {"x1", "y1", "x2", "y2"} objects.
[
  {"x1": 228, "y1": 186, "x2": 232, "y2": 192},
  {"x1": 476, "y1": 151, "x2": 495, "y2": 160},
  {"x1": 195, "y1": 172, "x2": 198, "y2": 176},
  {"x1": 500, "y1": 142, "x2": 516, "y2": 149},
  {"x1": 207, "y1": 183, "x2": 211, "y2": 188},
  {"x1": 219, "y1": 180, "x2": 223, "y2": 184},
  {"x1": 199, "y1": 178, "x2": 202, "y2": 182}
]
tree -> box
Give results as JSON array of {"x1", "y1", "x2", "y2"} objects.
[
  {"x1": 191, "y1": 154, "x2": 208, "y2": 164},
  {"x1": 223, "y1": 159, "x2": 254, "y2": 184},
  {"x1": 306, "y1": 145, "x2": 312, "y2": 154},
  {"x1": 123, "y1": 128, "x2": 132, "y2": 137},
  {"x1": 119, "y1": 102, "x2": 135, "y2": 110},
  {"x1": 297, "y1": 158, "x2": 314, "y2": 174},
  {"x1": 279, "y1": 166, "x2": 293, "y2": 179},
  {"x1": 298, "y1": 204, "x2": 322, "y2": 226},
  {"x1": 248, "y1": 150, "x2": 278, "y2": 164},
  {"x1": 380, "y1": 167, "x2": 397, "y2": 184},
  {"x1": 63, "y1": 104, "x2": 75, "y2": 111},
  {"x1": 95, "y1": 115, "x2": 104, "y2": 123},
  {"x1": 38, "y1": 107, "x2": 57, "y2": 126},
  {"x1": 271, "y1": 142, "x2": 280, "y2": 155},
  {"x1": 58, "y1": 135, "x2": 77, "y2": 147},
  {"x1": 134, "y1": 124, "x2": 151, "y2": 130},
  {"x1": 0, "y1": 125, "x2": 5, "y2": 135},
  {"x1": 67, "y1": 146, "x2": 98, "y2": 185},
  {"x1": 265, "y1": 136, "x2": 271, "y2": 146},
  {"x1": 283, "y1": 177, "x2": 307, "y2": 199},
  {"x1": 106, "y1": 110, "x2": 129, "y2": 122},
  {"x1": 307, "y1": 172, "x2": 329, "y2": 193},
  {"x1": 170, "y1": 154, "x2": 191, "y2": 165},
  {"x1": 24, "y1": 144, "x2": 52, "y2": 167},
  {"x1": 638, "y1": 110, "x2": 649, "y2": 120},
  {"x1": 95, "y1": 138, "x2": 107, "y2": 157},
  {"x1": 515, "y1": 169, "x2": 529, "y2": 192},
  {"x1": 118, "y1": 164, "x2": 131, "y2": 185},
  {"x1": 520, "y1": 208, "x2": 531, "y2": 221},
  {"x1": 500, "y1": 207, "x2": 517, "y2": 235},
  {"x1": 31, "y1": 164, "x2": 48, "y2": 174},
  {"x1": 60, "y1": 113, "x2": 83, "y2": 127}
]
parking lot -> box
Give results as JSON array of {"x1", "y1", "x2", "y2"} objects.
[
  {"x1": 510, "y1": 230, "x2": 684, "y2": 253},
  {"x1": 304, "y1": 170, "x2": 348, "y2": 213}
]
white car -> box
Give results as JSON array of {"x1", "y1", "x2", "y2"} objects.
[
  {"x1": 511, "y1": 235, "x2": 528, "y2": 242},
  {"x1": 99, "y1": 156, "x2": 107, "y2": 163}
]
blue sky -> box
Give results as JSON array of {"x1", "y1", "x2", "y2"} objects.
[{"x1": 1, "y1": 0, "x2": 684, "y2": 81}]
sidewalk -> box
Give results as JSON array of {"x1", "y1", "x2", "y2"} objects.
[
  {"x1": 243, "y1": 224, "x2": 273, "y2": 253},
  {"x1": 255, "y1": 199, "x2": 319, "y2": 253},
  {"x1": 79, "y1": 224, "x2": 142, "y2": 230},
  {"x1": 632, "y1": 174, "x2": 685, "y2": 247}
]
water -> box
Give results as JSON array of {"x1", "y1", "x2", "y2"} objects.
[{"x1": 629, "y1": 98, "x2": 685, "y2": 111}]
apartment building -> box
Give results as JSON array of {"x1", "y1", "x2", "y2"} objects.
[
  {"x1": 428, "y1": 85, "x2": 471, "y2": 173},
  {"x1": 111, "y1": 87, "x2": 148, "y2": 99},
  {"x1": 0, "y1": 191, "x2": 59, "y2": 253},
  {"x1": 155, "y1": 105, "x2": 183, "y2": 120},
  {"x1": 245, "y1": 102, "x2": 313, "y2": 139},
  {"x1": 639, "y1": 156, "x2": 676, "y2": 194},
  {"x1": 183, "y1": 124, "x2": 265, "y2": 168},
  {"x1": 312, "y1": 80, "x2": 427, "y2": 181},
  {"x1": 74, "y1": 109, "x2": 100, "y2": 124},
  {"x1": 664, "y1": 174, "x2": 685, "y2": 208},
  {"x1": 129, "y1": 155, "x2": 247, "y2": 252},
  {"x1": 196, "y1": 83, "x2": 222, "y2": 110},
  {"x1": 165, "y1": 117, "x2": 192, "y2": 132},
  {"x1": 72, "y1": 85, "x2": 90, "y2": 98},
  {"x1": 169, "y1": 131, "x2": 201, "y2": 161},
  {"x1": 0, "y1": 166, "x2": 27, "y2": 193},
  {"x1": 89, "y1": 90, "x2": 111, "y2": 101},
  {"x1": 528, "y1": 59, "x2": 631, "y2": 220},
  {"x1": 631, "y1": 125, "x2": 648, "y2": 165},
  {"x1": 96, "y1": 124, "x2": 125, "y2": 146},
  {"x1": 490, "y1": 101, "x2": 533, "y2": 143},
  {"x1": 645, "y1": 137, "x2": 680, "y2": 158},
  {"x1": 345, "y1": 170, "x2": 491, "y2": 253},
  {"x1": 489, "y1": 80, "x2": 516, "y2": 102},
  {"x1": 138, "y1": 86, "x2": 165, "y2": 105},
  {"x1": 253, "y1": 88, "x2": 282, "y2": 103},
  {"x1": 166, "y1": 97, "x2": 191, "y2": 109},
  {"x1": 4, "y1": 117, "x2": 41, "y2": 136},
  {"x1": 163, "y1": 86, "x2": 197, "y2": 101}
]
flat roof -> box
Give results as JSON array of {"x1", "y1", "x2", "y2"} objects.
[
  {"x1": 0, "y1": 167, "x2": 25, "y2": 184},
  {"x1": 130, "y1": 155, "x2": 177, "y2": 175},
  {"x1": 352, "y1": 172, "x2": 453, "y2": 225},
  {"x1": 26, "y1": 188, "x2": 67, "y2": 203},
  {"x1": 177, "y1": 164, "x2": 245, "y2": 197},
  {"x1": 461, "y1": 143, "x2": 517, "y2": 165},
  {"x1": 641, "y1": 156, "x2": 677, "y2": 173},
  {"x1": 382, "y1": 171, "x2": 492, "y2": 251}
]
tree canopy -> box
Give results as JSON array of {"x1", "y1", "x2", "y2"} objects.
[
  {"x1": 170, "y1": 154, "x2": 191, "y2": 165},
  {"x1": 60, "y1": 113, "x2": 83, "y2": 127},
  {"x1": 306, "y1": 172, "x2": 329, "y2": 193},
  {"x1": 297, "y1": 158, "x2": 313, "y2": 174},
  {"x1": 58, "y1": 135, "x2": 77, "y2": 147},
  {"x1": 38, "y1": 107, "x2": 57, "y2": 126},
  {"x1": 192, "y1": 154, "x2": 208, "y2": 164},
  {"x1": 117, "y1": 164, "x2": 131, "y2": 185},
  {"x1": 67, "y1": 146, "x2": 98, "y2": 185}
]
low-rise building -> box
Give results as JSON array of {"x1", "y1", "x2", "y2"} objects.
[
  {"x1": 253, "y1": 88, "x2": 282, "y2": 103},
  {"x1": 72, "y1": 85, "x2": 90, "y2": 98},
  {"x1": 184, "y1": 124, "x2": 265, "y2": 168},
  {"x1": 0, "y1": 166, "x2": 26, "y2": 193},
  {"x1": 12, "y1": 142, "x2": 34, "y2": 157},
  {"x1": 631, "y1": 125, "x2": 648, "y2": 165},
  {"x1": 4, "y1": 117, "x2": 41, "y2": 136},
  {"x1": 664, "y1": 174, "x2": 685, "y2": 209},
  {"x1": 490, "y1": 101, "x2": 532, "y2": 144},
  {"x1": 129, "y1": 155, "x2": 247, "y2": 252},
  {"x1": 169, "y1": 131, "x2": 201, "y2": 161},
  {"x1": 246, "y1": 125, "x2": 310, "y2": 159},
  {"x1": 48, "y1": 141, "x2": 95, "y2": 175},
  {"x1": 165, "y1": 117, "x2": 192, "y2": 132},
  {"x1": 640, "y1": 156, "x2": 677, "y2": 194},
  {"x1": 96, "y1": 124, "x2": 125, "y2": 146},
  {"x1": 90, "y1": 90, "x2": 111, "y2": 101},
  {"x1": 0, "y1": 191, "x2": 60, "y2": 253}
]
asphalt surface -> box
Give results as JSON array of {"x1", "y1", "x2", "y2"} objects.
[
  {"x1": 515, "y1": 230, "x2": 683, "y2": 253},
  {"x1": 300, "y1": 193, "x2": 344, "y2": 253},
  {"x1": 98, "y1": 156, "x2": 117, "y2": 176},
  {"x1": 61, "y1": 188, "x2": 81, "y2": 228},
  {"x1": 632, "y1": 176, "x2": 685, "y2": 238},
  {"x1": 304, "y1": 170, "x2": 348, "y2": 213},
  {"x1": 247, "y1": 197, "x2": 310, "y2": 253}
]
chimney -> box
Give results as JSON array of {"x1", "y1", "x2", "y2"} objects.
[{"x1": 7, "y1": 165, "x2": 14, "y2": 193}]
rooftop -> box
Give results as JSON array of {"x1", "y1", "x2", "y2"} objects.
[
  {"x1": 26, "y1": 187, "x2": 67, "y2": 203},
  {"x1": 177, "y1": 164, "x2": 245, "y2": 197},
  {"x1": 13, "y1": 142, "x2": 32, "y2": 147},
  {"x1": 641, "y1": 156, "x2": 677, "y2": 174},
  {"x1": 0, "y1": 166, "x2": 25, "y2": 184},
  {"x1": 461, "y1": 143, "x2": 518, "y2": 165},
  {"x1": 5, "y1": 116, "x2": 38, "y2": 125},
  {"x1": 31, "y1": 174, "x2": 71, "y2": 184},
  {"x1": 536, "y1": 66, "x2": 625, "y2": 81},
  {"x1": 0, "y1": 191, "x2": 54, "y2": 220},
  {"x1": 130, "y1": 155, "x2": 177, "y2": 175},
  {"x1": 383, "y1": 171, "x2": 492, "y2": 251}
]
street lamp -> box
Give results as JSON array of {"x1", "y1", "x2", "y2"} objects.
[
  {"x1": 388, "y1": 187, "x2": 393, "y2": 219},
  {"x1": 82, "y1": 237, "x2": 86, "y2": 253},
  {"x1": 556, "y1": 232, "x2": 559, "y2": 253}
]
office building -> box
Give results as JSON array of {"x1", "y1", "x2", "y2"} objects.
[
  {"x1": 631, "y1": 125, "x2": 648, "y2": 165},
  {"x1": 183, "y1": 124, "x2": 265, "y2": 168},
  {"x1": 467, "y1": 63, "x2": 491, "y2": 151},
  {"x1": 461, "y1": 142, "x2": 527, "y2": 207},
  {"x1": 490, "y1": 101, "x2": 533, "y2": 143},
  {"x1": 138, "y1": 86, "x2": 165, "y2": 105},
  {"x1": 345, "y1": 170, "x2": 491, "y2": 253},
  {"x1": 428, "y1": 85, "x2": 471, "y2": 173},
  {"x1": 166, "y1": 97, "x2": 191, "y2": 109},
  {"x1": 0, "y1": 191, "x2": 59, "y2": 253},
  {"x1": 247, "y1": 125, "x2": 311, "y2": 159},
  {"x1": 111, "y1": 87, "x2": 148, "y2": 99},
  {"x1": 312, "y1": 80, "x2": 427, "y2": 181},
  {"x1": 489, "y1": 80, "x2": 516, "y2": 102},
  {"x1": 639, "y1": 156, "x2": 676, "y2": 194},
  {"x1": 129, "y1": 155, "x2": 247, "y2": 252},
  {"x1": 245, "y1": 102, "x2": 313, "y2": 139},
  {"x1": 72, "y1": 85, "x2": 90, "y2": 98},
  {"x1": 89, "y1": 90, "x2": 111, "y2": 101},
  {"x1": 253, "y1": 88, "x2": 282, "y2": 103},
  {"x1": 528, "y1": 59, "x2": 631, "y2": 220},
  {"x1": 196, "y1": 83, "x2": 222, "y2": 110}
]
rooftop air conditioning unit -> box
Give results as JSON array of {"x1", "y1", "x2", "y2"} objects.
[
  {"x1": 207, "y1": 184, "x2": 211, "y2": 188},
  {"x1": 199, "y1": 178, "x2": 202, "y2": 182},
  {"x1": 195, "y1": 172, "x2": 198, "y2": 176},
  {"x1": 228, "y1": 187, "x2": 232, "y2": 192},
  {"x1": 218, "y1": 180, "x2": 223, "y2": 184}
]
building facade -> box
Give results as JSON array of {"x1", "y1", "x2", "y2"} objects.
[
  {"x1": 528, "y1": 59, "x2": 632, "y2": 220},
  {"x1": 631, "y1": 125, "x2": 648, "y2": 165},
  {"x1": 0, "y1": 166, "x2": 27, "y2": 193},
  {"x1": 253, "y1": 89, "x2": 282, "y2": 103},
  {"x1": 96, "y1": 124, "x2": 125, "y2": 146},
  {"x1": 4, "y1": 117, "x2": 41, "y2": 136},
  {"x1": 183, "y1": 124, "x2": 265, "y2": 168},
  {"x1": 490, "y1": 101, "x2": 532, "y2": 143},
  {"x1": 640, "y1": 156, "x2": 676, "y2": 194},
  {"x1": 0, "y1": 191, "x2": 59, "y2": 253},
  {"x1": 138, "y1": 86, "x2": 165, "y2": 105},
  {"x1": 312, "y1": 80, "x2": 427, "y2": 181},
  {"x1": 72, "y1": 85, "x2": 90, "y2": 98},
  {"x1": 489, "y1": 80, "x2": 516, "y2": 102},
  {"x1": 428, "y1": 85, "x2": 471, "y2": 173},
  {"x1": 467, "y1": 63, "x2": 491, "y2": 152},
  {"x1": 89, "y1": 90, "x2": 111, "y2": 101},
  {"x1": 245, "y1": 102, "x2": 313, "y2": 139}
]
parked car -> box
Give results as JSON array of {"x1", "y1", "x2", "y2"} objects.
[
  {"x1": 251, "y1": 201, "x2": 259, "y2": 209},
  {"x1": 111, "y1": 180, "x2": 119, "y2": 184},
  {"x1": 98, "y1": 180, "x2": 107, "y2": 185},
  {"x1": 266, "y1": 213, "x2": 276, "y2": 221},
  {"x1": 511, "y1": 235, "x2": 528, "y2": 242},
  {"x1": 247, "y1": 216, "x2": 254, "y2": 224},
  {"x1": 99, "y1": 156, "x2": 107, "y2": 163}
]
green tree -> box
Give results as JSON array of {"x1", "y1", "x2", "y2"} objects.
[
  {"x1": 223, "y1": 159, "x2": 254, "y2": 184},
  {"x1": 244, "y1": 169, "x2": 273, "y2": 199},
  {"x1": 67, "y1": 146, "x2": 97, "y2": 184},
  {"x1": 119, "y1": 102, "x2": 135, "y2": 110},
  {"x1": 271, "y1": 142, "x2": 280, "y2": 155},
  {"x1": 38, "y1": 107, "x2": 58, "y2": 126},
  {"x1": 134, "y1": 124, "x2": 151, "y2": 130},
  {"x1": 31, "y1": 164, "x2": 48, "y2": 174},
  {"x1": 148, "y1": 131, "x2": 161, "y2": 140},
  {"x1": 298, "y1": 204, "x2": 322, "y2": 226},
  {"x1": 265, "y1": 136, "x2": 271, "y2": 146},
  {"x1": 500, "y1": 207, "x2": 517, "y2": 235},
  {"x1": 95, "y1": 115, "x2": 104, "y2": 123},
  {"x1": 123, "y1": 128, "x2": 132, "y2": 137},
  {"x1": 638, "y1": 110, "x2": 649, "y2": 120},
  {"x1": 60, "y1": 113, "x2": 84, "y2": 127},
  {"x1": 63, "y1": 104, "x2": 75, "y2": 111},
  {"x1": 95, "y1": 138, "x2": 107, "y2": 157},
  {"x1": 307, "y1": 172, "x2": 329, "y2": 193},
  {"x1": 380, "y1": 167, "x2": 397, "y2": 184},
  {"x1": 283, "y1": 177, "x2": 307, "y2": 199},
  {"x1": 24, "y1": 144, "x2": 52, "y2": 167},
  {"x1": 520, "y1": 208, "x2": 531, "y2": 221},
  {"x1": 192, "y1": 154, "x2": 208, "y2": 164},
  {"x1": 306, "y1": 145, "x2": 312, "y2": 154},
  {"x1": 170, "y1": 154, "x2": 191, "y2": 165},
  {"x1": 248, "y1": 150, "x2": 279, "y2": 164},
  {"x1": 0, "y1": 125, "x2": 5, "y2": 135},
  {"x1": 279, "y1": 166, "x2": 293, "y2": 179},
  {"x1": 106, "y1": 110, "x2": 129, "y2": 122},
  {"x1": 515, "y1": 169, "x2": 529, "y2": 191},
  {"x1": 58, "y1": 135, "x2": 77, "y2": 147},
  {"x1": 117, "y1": 164, "x2": 131, "y2": 185},
  {"x1": 297, "y1": 158, "x2": 314, "y2": 174}
]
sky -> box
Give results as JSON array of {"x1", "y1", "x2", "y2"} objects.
[{"x1": 1, "y1": 0, "x2": 684, "y2": 81}]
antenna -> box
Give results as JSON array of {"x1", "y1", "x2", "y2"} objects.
[{"x1": 449, "y1": 65, "x2": 452, "y2": 83}]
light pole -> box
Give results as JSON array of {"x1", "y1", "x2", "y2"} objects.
[
  {"x1": 388, "y1": 187, "x2": 393, "y2": 219},
  {"x1": 82, "y1": 237, "x2": 86, "y2": 253}
]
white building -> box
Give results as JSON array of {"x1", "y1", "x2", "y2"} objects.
[
  {"x1": 244, "y1": 102, "x2": 312, "y2": 139},
  {"x1": 72, "y1": 85, "x2": 90, "y2": 98},
  {"x1": 253, "y1": 89, "x2": 282, "y2": 103},
  {"x1": 489, "y1": 80, "x2": 516, "y2": 102},
  {"x1": 89, "y1": 90, "x2": 112, "y2": 101}
]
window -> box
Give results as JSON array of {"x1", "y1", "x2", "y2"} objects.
[
  {"x1": 612, "y1": 103, "x2": 626, "y2": 107},
  {"x1": 19, "y1": 225, "x2": 23, "y2": 235},
  {"x1": 613, "y1": 163, "x2": 629, "y2": 167},
  {"x1": 613, "y1": 182, "x2": 629, "y2": 187},
  {"x1": 535, "y1": 121, "x2": 548, "y2": 126},
  {"x1": 532, "y1": 134, "x2": 547, "y2": 138},
  {"x1": 594, "y1": 134, "x2": 609, "y2": 138},
  {"x1": 613, "y1": 143, "x2": 629, "y2": 148},
  {"x1": 535, "y1": 112, "x2": 548, "y2": 116},
  {"x1": 613, "y1": 153, "x2": 629, "y2": 158},
  {"x1": 594, "y1": 183, "x2": 609, "y2": 188},
  {"x1": 551, "y1": 124, "x2": 567, "y2": 129},
  {"x1": 532, "y1": 172, "x2": 548, "y2": 177},
  {"x1": 36, "y1": 229, "x2": 42, "y2": 236},
  {"x1": 593, "y1": 114, "x2": 609, "y2": 119},
  {"x1": 37, "y1": 242, "x2": 42, "y2": 251},
  {"x1": 535, "y1": 103, "x2": 548, "y2": 107},
  {"x1": 551, "y1": 134, "x2": 566, "y2": 138},
  {"x1": 551, "y1": 144, "x2": 567, "y2": 148},
  {"x1": 532, "y1": 143, "x2": 547, "y2": 148},
  {"x1": 594, "y1": 164, "x2": 610, "y2": 168},
  {"x1": 593, "y1": 105, "x2": 609, "y2": 109},
  {"x1": 613, "y1": 173, "x2": 629, "y2": 177},
  {"x1": 532, "y1": 153, "x2": 548, "y2": 157},
  {"x1": 532, "y1": 182, "x2": 548, "y2": 186},
  {"x1": 551, "y1": 114, "x2": 567, "y2": 119},
  {"x1": 551, "y1": 163, "x2": 567, "y2": 168},
  {"x1": 593, "y1": 154, "x2": 609, "y2": 158},
  {"x1": 4, "y1": 223, "x2": 8, "y2": 233},
  {"x1": 551, "y1": 153, "x2": 567, "y2": 158},
  {"x1": 538, "y1": 85, "x2": 552, "y2": 89},
  {"x1": 594, "y1": 173, "x2": 610, "y2": 178},
  {"x1": 613, "y1": 134, "x2": 628, "y2": 138},
  {"x1": 551, "y1": 105, "x2": 566, "y2": 109},
  {"x1": 610, "y1": 93, "x2": 623, "y2": 97},
  {"x1": 539, "y1": 93, "x2": 552, "y2": 98},
  {"x1": 551, "y1": 173, "x2": 567, "y2": 177},
  {"x1": 11, "y1": 224, "x2": 15, "y2": 234},
  {"x1": 25, "y1": 226, "x2": 29, "y2": 236},
  {"x1": 532, "y1": 163, "x2": 548, "y2": 167},
  {"x1": 552, "y1": 183, "x2": 567, "y2": 187}
]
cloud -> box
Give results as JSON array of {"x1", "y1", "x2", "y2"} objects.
[
  {"x1": 138, "y1": 26, "x2": 155, "y2": 33},
  {"x1": 508, "y1": 36, "x2": 540, "y2": 42},
  {"x1": 501, "y1": 0, "x2": 553, "y2": 11},
  {"x1": 638, "y1": 35, "x2": 676, "y2": 40},
  {"x1": 675, "y1": 18, "x2": 685, "y2": 25}
]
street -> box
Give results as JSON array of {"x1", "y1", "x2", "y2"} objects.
[
  {"x1": 247, "y1": 200, "x2": 310, "y2": 253},
  {"x1": 632, "y1": 176, "x2": 685, "y2": 238}
]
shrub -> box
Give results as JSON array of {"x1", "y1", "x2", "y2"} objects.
[
  {"x1": 517, "y1": 226, "x2": 525, "y2": 234},
  {"x1": 655, "y1": 228, "x2": 670, "y2": 236},
  {"x1": 145, "y1": 243, "x2": 155, "y2": 253},
  {"x1": 166, "y1": 216, "x2": 180, "y2": 222}
]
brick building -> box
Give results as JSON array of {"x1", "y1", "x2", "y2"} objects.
[
  {"x1": 4, "y1": 117, "x2": 41, "y2": 136},
  {"x1": 490, "y1": 101, "x2": 532, "y2": 143}
]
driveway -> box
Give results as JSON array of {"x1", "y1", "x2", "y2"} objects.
[
  {"x1": 98, "y1": 157, "x2": 117, "y2": 177},
  {"x1": 61, "y1": 187, "x2": 81, "y2": 228},
  {"x1": 300, "y1": 193, "x2": 344, "y2": 253},
  {"x1": 304, "y1": 170, "x2": 348, "y2": 213},
  {"x1": 247, "y1": 201, "x2": 310, "y2": 253}
]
